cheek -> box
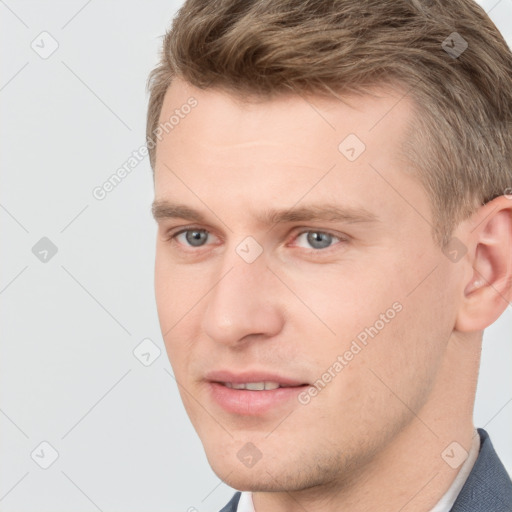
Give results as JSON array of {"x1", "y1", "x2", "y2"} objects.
[
  {"x1": 288, "y1": 252, "x2": 450, "y2": 392},
  {"x1": 344, "y1": 264, "x2": 455, "y2": 411},
  {"x1": 282, "y1": 258, "x2": 400, "y2": 342},
  {"x1": 154, "y1": 250, "x2": 205, "y2": 326},
  {"x1": 154, "y1": 253, "x2": 200, "y2": 366}
]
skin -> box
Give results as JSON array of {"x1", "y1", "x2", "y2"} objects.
[{"x1": 152, "y1": 77, "x2": 512, "y2": 512}]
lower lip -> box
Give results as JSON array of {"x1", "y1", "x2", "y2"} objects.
[{"x1": 208, "y1": 382, "x2": 307, "y2": 416}]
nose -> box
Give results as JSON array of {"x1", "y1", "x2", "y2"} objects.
[{"x1": 202, "y1": 257, "x2": 285, "y2": 347}]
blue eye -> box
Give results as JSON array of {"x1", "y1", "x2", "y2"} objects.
[
  {"x1": 175, "y1": 229, "x2": 210, "y2": 247},
  {"x1": 295, "y1": 231, "x2": 340, "y2": 250}
]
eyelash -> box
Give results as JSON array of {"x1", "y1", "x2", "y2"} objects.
[{"x1": 164, "y1": 227, "x2": 347, "y2": 253}]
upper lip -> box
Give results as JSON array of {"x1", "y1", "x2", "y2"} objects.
[{"x1": 205, "y1": 370, "x2": 308, "y2": 387}]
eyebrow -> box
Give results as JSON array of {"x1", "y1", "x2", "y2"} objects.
[{"x1": 151, "y1": 200, "x2": 379, "y2": 226}]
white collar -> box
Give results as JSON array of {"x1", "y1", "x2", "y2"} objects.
[{"x1": 429, "y1": 430, "x2": 480, "y2": 512}]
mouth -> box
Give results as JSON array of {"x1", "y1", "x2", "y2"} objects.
[
  {"x1": 205, "y1": 371, "x2": 310, "y2": 415},
  {"x1": 221, "y1": 381, "x2": 303, "y2": 390}
]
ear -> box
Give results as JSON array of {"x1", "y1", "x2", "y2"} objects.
[{"x1": 454, "y1": 195, "x2": 512, "y2": 332}]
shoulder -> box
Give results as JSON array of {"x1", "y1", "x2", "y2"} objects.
[
  {"x1": 219, "y1": 491, "x2": 242, "y2": 512},
  {"x1": 451, "y1": 428, "x2": 512, "y2": 512}
]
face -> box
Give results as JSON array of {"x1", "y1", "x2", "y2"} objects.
[{"x1": 153, "y1": 78, "x2": 463, "y2": 491}]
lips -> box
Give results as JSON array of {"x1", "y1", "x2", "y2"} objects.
[{"x1": 205, "y1": 370, "x2": 309, "y2": 416}]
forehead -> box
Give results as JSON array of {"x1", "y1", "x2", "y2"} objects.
[
  {"x1": 153, "y1": 78, "x2": 428, "y2": 232},
  {"x1": 155, "y1": 77, "x2": 415, "y2": 168}
]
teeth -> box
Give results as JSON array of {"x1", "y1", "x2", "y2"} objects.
[
  {"x1": 224, "y1": 381, "x2": 281, "y2": 390},
  {"x1": 246, "y1": 382, "x2": 265, "y2": 390}
]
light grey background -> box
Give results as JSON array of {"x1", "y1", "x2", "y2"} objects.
[{"x1": 1, "y1": 1, "x2": 511, "y2": 511}]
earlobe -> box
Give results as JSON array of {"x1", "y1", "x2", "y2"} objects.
[{"x1": 454, "y1": 196, "x2": 512, "y2": 333}]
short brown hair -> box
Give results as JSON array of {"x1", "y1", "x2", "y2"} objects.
[{"x1": 146, "y1": 0, "x2": 512, "y2": 246}]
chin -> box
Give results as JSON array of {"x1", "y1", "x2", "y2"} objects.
[
  {"x1": 212, "y1": 467, "x2": 282, "y2": 492},
  {"x1": 204, "y1": 448, "x2": 278, "y2": 490}
]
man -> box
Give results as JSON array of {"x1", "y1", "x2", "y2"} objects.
[{"x1": 147, "y1": 0, "x2": 512, "y2": 510}]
